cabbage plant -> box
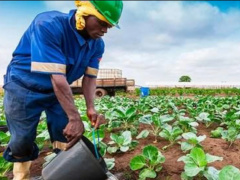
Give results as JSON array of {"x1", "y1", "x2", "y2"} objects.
[
  {"x1": 130, "y1": 145, "x2": 165, "y2": 180},
  {"x1": 178, "y1": 147, "x2": 223, "y2": 179},
  {"x1": 181, "y1": 165, "x2": 240, "y2": 180},
  {"x1": 106, "y1": 107, "x2": 139, "y2": 135},
  {"x1": 139, "y1": 114, "x2": 174, "y2": 143},
  {"x1": 179, "y1": 132, "x2": 206, "y2": 152},
  {"x1": 173, "y1": 116, "x2": 199, "y2": 133},
  {"x1": 221, "y1": 126, "x2": 240, "y2": 147},
  {"x1": 159, "y1": 124, "x2": 183, "y2": 150},
  {"x1": 107, "y1": 131, "x2": 138, "y2": 154},
  {"x1": 196, "y1": 112, "x2": 213, "y2": 127},
  {"x1": 211, "y1": 127, "x2": 224, "y2": 138}
]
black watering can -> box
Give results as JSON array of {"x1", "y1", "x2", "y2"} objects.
[{"x1": 42, "y1": 135, "x2": 108, "y2": 180}]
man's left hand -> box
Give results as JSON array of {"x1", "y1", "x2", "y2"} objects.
[{"x1": 87, "y1": 108, "x2": 105, "y2": 129}]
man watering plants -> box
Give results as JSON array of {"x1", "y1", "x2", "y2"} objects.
[{"x1": 3, "y1": 1, "x2": 123, "y2": 180}]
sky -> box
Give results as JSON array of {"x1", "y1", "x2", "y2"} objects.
[{"x1": 0, "y1": 1, "x2": 240, "y2": 86}]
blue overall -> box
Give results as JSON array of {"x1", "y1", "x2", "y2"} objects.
[{"x1": 3, "y1": 10, "x2": 104, "y2": 162}]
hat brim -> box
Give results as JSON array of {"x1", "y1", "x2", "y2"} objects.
[{"x1": 115, "y1": 24, "x2": 120, "y2": 29}]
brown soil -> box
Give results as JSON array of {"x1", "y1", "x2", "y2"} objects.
[{"x1": 5, "y1": 123, "x2": 240, "y2": 180}]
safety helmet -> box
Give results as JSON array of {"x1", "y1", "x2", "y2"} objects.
[{"x1": 90, "y1": 1, "x2": 123, "y2": 27}]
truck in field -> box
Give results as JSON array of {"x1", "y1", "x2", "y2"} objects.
[{"x1": 70, "y1": 69, "x2": 135, "y2": 97}]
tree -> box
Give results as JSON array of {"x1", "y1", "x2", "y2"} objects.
[{"x1": 179, "y1": 75, "x2": 191, "y2": 82}]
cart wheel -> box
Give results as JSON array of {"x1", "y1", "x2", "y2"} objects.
[{"x1": 95, "y1": 88, "x2": 107, "y2": 98}]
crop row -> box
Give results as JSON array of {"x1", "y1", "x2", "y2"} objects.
[{"x1": 1, "y1": 95, "x2": 240, "y2": 179}]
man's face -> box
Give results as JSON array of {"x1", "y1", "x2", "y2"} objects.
[{"x1": 84, "y1": 15, "x2": 112, "y2": 39}]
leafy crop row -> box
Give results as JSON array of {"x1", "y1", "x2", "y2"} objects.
[{"x1": 1, "y1": 95, "x2": 240, "y2": 179}]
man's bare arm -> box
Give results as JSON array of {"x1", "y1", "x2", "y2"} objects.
[
  {"x1": 51, "y1": 74, "x2": 85, "y2": 150},
  {"x1": 82, "y1": 76, "x2": 101, "y2": 128}
]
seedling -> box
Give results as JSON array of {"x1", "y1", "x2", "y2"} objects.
[{"x1": 130, "y1": 145, "x2": 165, "y2": 180}]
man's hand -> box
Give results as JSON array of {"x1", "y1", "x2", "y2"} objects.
[
  {"x1": 63, "y1": 119, "x2": 85, "y2": 150},
  {"x1": 87, "y1": 108, "x2": 105, "y2": 129}
]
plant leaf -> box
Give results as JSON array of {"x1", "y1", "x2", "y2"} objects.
[
  {"x1": 189, "y1": 122, "x2": 199, "y2": 127},
  {"x1": 130, "y1": 155, "x2": 146, "y2": 170},
  {"x1": 156, "y1": 151, "x2": 165, "y2": 164},
  {"x1": 107, "y1": 147, "x2": 118, "y2": 154},
  {"x1": 206, "y1": 154, "x2": 223, "y2": 164},
  {"x1": 190, "y1": 147, "x2": 207, "y2": 167},
  {"x1": 181, "y1": 142, "x2": 194, "y2": 152},
  {"x1": 159, "y1": 129, "x2": 170, "y2": 140},
  {"x1": 219, "y1": 165, "x2": 240, "y2": 180},
  {"x1": 196, "y1": 135, "x2": 206, "y2": 142},
  {"x1": 177, "y1": 155, "x2": 193, "y2": 164},
  {"x1": 139, "y1": 168, "x2": 157, "y2": 179},
  {"x1": 122, "y1": 131, "x2": 132, "y2": 146},
  {"x1": 120, "y1": 146, "x2": 129, "y2": 152},
  {"x1": 151, "y1": 108, "x2": 159, "y2": 113},
  {"x1": 136, "y1": 130, "x2": 149, "y2": 139},
  {"x1": 126, "y1": 107, "x2": 136, "y2": 119},
  {"x1": 185, "y1": 162, "x2": 205, "y2": 177},
  {"x1": 181, "y1": 172, "x2": 193, "y2": 180},
  {"x1": 110, "y1": 133, "x2": 118, "y2": 142},
  {"x1": 159, "y1": 115, "x2": 174, "y2": 123},
  {"x1": 139, "y1": 115, "x2": 152, "y2": 125},
  {"x1": 114, "y1": 107, "x2": 125, "y2": 118},
  {"x1": 203, "y1": 167, "x2": 219, "y2": 180},
  {"x1": 104, "y1": 158, "x2": 115, "y2": 170},
  {"x1": 182, "y1": 132, "x2": 197, "y2": 140},
  {"x1": 143, "y1": 145, "x2": 158, "y2": 162}
]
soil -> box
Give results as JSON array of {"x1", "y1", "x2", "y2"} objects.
[{"x1": 4, "y1": 123, "x2": 240, "y2": 180}]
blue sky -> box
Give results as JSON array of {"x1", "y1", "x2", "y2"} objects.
[
  {"x1": 1, "y1": 1, "x2": 240, "y2": 86},
  {"x1": 207, "y1": 1, "x2": 240, "y2": 11}
]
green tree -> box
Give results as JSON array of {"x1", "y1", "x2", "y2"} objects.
[{"x1": 179, "y1": 75, "x2": 191, "y2": 82}]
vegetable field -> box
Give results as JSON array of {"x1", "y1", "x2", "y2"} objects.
[{"x1": 1, "y1": 94, "x2": 240, "y2": 180}]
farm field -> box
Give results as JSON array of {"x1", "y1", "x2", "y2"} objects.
[{"x1": 1, "y1": 93, "x2": 240, "y2": 180}]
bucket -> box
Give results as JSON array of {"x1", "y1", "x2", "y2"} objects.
[
  {"x1": 42, "y1": 136, "x2": 108, "y2": 180},
  {"x1": 140, "y1": 87, "x2": 150, "y2": 97}
]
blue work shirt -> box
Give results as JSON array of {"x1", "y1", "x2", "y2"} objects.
[{"x1": 5, "y1": 10, "x2": 104, "y2": 92}]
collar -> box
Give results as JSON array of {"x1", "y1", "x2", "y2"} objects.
[{"x1": 68, "y1": 9, "x2": 94, "y2": 50}]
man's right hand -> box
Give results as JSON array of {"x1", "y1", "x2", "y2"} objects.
[{"x1": 63, "y1": 119, "x2": 85, "y2": 150}]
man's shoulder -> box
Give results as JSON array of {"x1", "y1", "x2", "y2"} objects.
[
  {"x1": 38, "y1": 10, "x2": 67, "y2": 17},
  {"x1": 31, "y1": 10, "x2": 71, "y2": 32},
  {"x1": 34, "y1": 10, "x2": 68, "y2": 24}
]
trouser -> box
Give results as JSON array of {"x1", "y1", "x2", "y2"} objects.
[{"x1": 3, "y1": 80, "x2": 68, "y2": 162}]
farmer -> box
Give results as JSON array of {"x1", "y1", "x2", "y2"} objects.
[{"x1": 3, "y1": 1, "x2": 123, "y2": 179}]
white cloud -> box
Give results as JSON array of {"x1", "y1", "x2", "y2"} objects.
[{"x1": 172, "y1": 42, "x2": 240, "y2": 81}]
